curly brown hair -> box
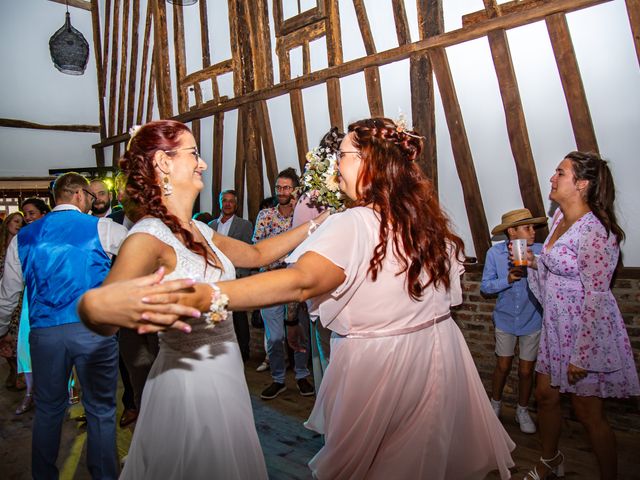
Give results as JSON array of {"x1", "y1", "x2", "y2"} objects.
[
  {"x1": 120, "y1": 120, "x2": 214, "y2": 265},
  {"x1": 348, "y1": 117, "x2": 464, "y2": 300}
]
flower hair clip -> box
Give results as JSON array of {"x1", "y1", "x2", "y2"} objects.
[
  {"x1": 126, "y1": 125, "x2": 142, "y2": 150},
  {"x1": 394, "y1": 112, "x2": 424, "y2": 140}
]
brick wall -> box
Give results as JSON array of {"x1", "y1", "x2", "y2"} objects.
[{"x1": 454, "y1": 265, "x2": 640, "y2": 433}]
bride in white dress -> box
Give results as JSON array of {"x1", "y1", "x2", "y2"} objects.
[{"x1": 81, "y1": 120, "x2": 324, "y2": 479}]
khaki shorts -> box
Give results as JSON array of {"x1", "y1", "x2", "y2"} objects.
[{"x1": 495, "y1": 328, "x2": 541, "y2": 361}]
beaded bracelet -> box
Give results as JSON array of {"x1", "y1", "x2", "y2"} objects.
[
  {"x1": 308, "y1": 219, "x2": 319, "y2": 237},
  {"x1": 204, "y1": 284, "x2": 230, "y2": 329}
]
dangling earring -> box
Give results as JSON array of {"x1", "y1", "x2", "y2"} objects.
[{"x1": 162, "y1": 175, "x2": 173, "y2": 196}]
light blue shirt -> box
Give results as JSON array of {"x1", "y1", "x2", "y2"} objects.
[{"x1": 480, "y1": 241, "x2": 543, "y2": 336}]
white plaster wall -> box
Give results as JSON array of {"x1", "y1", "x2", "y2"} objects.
[
  {"x1": 1, "y1": 0, "x2": 638, "y2": 264},
  {"x1": 0, "y1": 1, "x2": 100, "y2": 175}
]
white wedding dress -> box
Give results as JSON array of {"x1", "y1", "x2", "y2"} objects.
[{"x1": 120, "y1": 218, "x2": 267, "y2": 480}]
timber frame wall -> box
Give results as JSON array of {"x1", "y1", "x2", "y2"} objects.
[{"x1": 88, "y1": 0, "x2": 640, "y2": 262}]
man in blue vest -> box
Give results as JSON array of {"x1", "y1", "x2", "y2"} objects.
[{"x1": 0, "y1": 172, "x2": 127, "y2": 479}]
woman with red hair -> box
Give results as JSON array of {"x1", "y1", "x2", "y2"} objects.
[
  {"x1": 81, "y1": 118, "x2": 515, "y2": 479},
  {"x1": 82, "y1": 120, "x2": 326, "y2": 479}
]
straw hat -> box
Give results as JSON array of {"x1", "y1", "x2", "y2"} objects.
[{"x1": 491, "y1": 208, "x2": 547, "y2": 235}]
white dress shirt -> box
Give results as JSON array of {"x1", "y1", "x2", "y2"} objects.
[
  {"x1": 0, "y1": 204, "x2": 128, "y2": 336},
  {"x1": 216, "y1": 215, "x2": 235, "y2": 236}
]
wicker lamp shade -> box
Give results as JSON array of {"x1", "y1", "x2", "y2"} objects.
[{"x1": 49, "y1": 12, "x2": 90, "y2": 75}]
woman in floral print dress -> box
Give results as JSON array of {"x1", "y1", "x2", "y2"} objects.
[{"x1": 524, "y1": 151, "x2": 639, "y2": 480}]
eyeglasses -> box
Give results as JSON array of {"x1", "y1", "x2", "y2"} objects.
[
  {"x1": 164, "y1": 146, "x2": 200, "y2": 160},
  {"x1": 338, "y1": 150, "x2": 359, "y2": 160},
  {"x1": 275, "y1": 185, "x2": 293, "y2": 192},
  {"x1": 82, "y1": 189, "x2": 97, "y2": 201}
]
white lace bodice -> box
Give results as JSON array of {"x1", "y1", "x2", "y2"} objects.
[{"x1": 128, "y1": 218, "x2": 237, "y2": 351}]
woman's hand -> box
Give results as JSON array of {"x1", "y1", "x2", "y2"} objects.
[
  {"x1": 79, "y1": 267, "x2": 201, "y2": 336},
  {"x1": 567, "y1": 363, "x2": 588, "y2": 384}
]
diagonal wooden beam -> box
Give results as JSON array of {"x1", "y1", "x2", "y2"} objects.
[
  {"x1": 488, "y1": 29, "x2": 547, "y2": 240},
  {"x1": 391, "y1": 0, "x2": 411, "y2": 45},
  {"x1": 626, "y1": 0, "x2": 640, "y2": 67},
  {"x1": 429, "y1": 48, "x2": 491, "y2": 262},
  {"x1": 546, "y1": 13, "x2": 598, "y2": 152}
]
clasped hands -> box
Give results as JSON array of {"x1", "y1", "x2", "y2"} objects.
[{"x1": 79, "y1": 267, "x2": 204, "y2": 335}]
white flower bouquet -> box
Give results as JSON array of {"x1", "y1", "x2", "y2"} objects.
[{"x1": 300, "y1": 146, "x2": 344, "y2": 210}]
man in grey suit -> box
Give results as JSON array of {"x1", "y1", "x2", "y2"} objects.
[{"x1": 209, "y1": 189, "x2": 253, "y2": 361}]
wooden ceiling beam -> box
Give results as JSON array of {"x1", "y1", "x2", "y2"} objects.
[
  {"x1": 93, "y1": 0, "x2": 612, "y2": 148},
  {"x1": 0, "y1": 118, "x2": 99, "y2": 133},
  {"x1": 48, "y1": 0, "x2": 91, "y2": 11}
]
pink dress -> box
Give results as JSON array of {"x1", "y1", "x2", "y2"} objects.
[
  {"x1": 288, "y1": 207, "x2": 515, "y2": 480},
  {"x1": 529, "y1": 211, "x2": 640, "y2": 397}
]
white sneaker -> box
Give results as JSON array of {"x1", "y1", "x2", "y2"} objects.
[
  {"x1": 515, "y1": 406, "x2": 537, "y2": 434},
  {"x1": 256, "y1": 360, "x2": 269, "y2": 372},
  {"x1": 490, "y1": 398, "x2": 501, "y2": 417}
]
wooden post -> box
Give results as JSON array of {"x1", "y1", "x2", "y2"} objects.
[
  {"x1": 126, "y1": 0, "x2": 140, "y2": 129},
  {"x1": 411, "y1": 0, "x2": 442, "y2": 185},
  {"x1": 172, "y1": 1, "x2": 189, "y2": 113},
  {"x1": 116, "y1": 0, "x2": 130, "y2": 138},
  {"x1": 290, "y1": 89, "x2": 309, "y2": 172},
  {"x1": 152, "y1": 0, "x2": 173, "y2": 119},
  {"x1": 430, "y1": 47, "x2": 491, "y2": 262},
  {"x1": 107, "y1": 0, "x2": 120, "y2": 137},
  {"x1": 234, "y1": 106, "x2": 248, "y2": 218},
  {"x1": 90, "y1": 0, "x2": 106, "y2": 141},
  {"x1": 136, "y1": 1, "x2": 153, "y2": 124},
  {"x1": 211, "y1": 111, "x2": 224, "y2": 217},
  {"x1": 325, "y1": 0, "x2": 344, "y2": 131}
]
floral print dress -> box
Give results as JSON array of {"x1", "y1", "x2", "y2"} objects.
[{"x1": 529, "y1": 211, "x2": 639, "y2": 397}]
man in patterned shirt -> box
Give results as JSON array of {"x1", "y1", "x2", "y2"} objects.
[{"x1": 253, "y1": 168, "x2": 314, "y2": 400}]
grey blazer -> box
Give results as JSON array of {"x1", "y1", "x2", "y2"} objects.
[{"x1": 208, "y1": 216, "x2": 253, "y2": 278}]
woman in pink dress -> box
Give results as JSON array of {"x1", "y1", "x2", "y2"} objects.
[
  {"x1": 524, "y1": 151, "x2": 639, "y2": 479},
  {"x1": 81, "y1": 117, "x2": 515, "y2": 479}
]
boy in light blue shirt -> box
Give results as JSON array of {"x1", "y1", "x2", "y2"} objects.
[{"x1": 481, "y1": 208, "x2": 546, "y2": 434}]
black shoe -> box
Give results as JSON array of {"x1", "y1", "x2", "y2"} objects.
[
  {"x1": 260, "y1": 382, "x2": 286, "y2": 400},
  {"x1": 297, "y1": 378, "x2": 315, "y2": 397}
]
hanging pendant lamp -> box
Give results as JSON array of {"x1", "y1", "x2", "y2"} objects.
[
  {"x1": 167, "y1": 0, "x2": 199, "y2": 5},
  {"x1": 48, "y1": 4, "x2": 89, "y2": 75}
]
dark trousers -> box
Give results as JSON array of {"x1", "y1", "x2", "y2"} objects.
[
  {"x1": 118, "y1": 353, "x2": 136, "y2": 411},
  {"x1": 233, "y1": 310, "x2": 250, "y2": 361},
  {"x1": 118, "y1": 328, "x2": 159, "y2": 410},
  {"x1": 30, "y1": 322, "x2": 119, "y2": 480}
]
